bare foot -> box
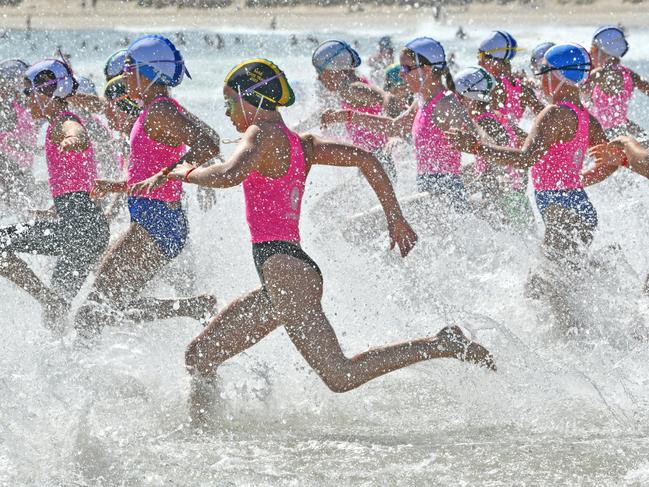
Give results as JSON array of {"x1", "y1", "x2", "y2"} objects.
[{"x1": 436, "y1": 325, "x2": 496, "y2": 371}]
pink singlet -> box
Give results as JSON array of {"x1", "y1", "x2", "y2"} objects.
[
  {"x1": 0, "y1": 101, "x2": 37, "y2": 169},
  {"x1": 501, "y1": 77, "x2": 525, "y2": 123},
  {"x1": 411, "y1": 92, "x2": 462, "y2": 176},
  {"x1": 531, "y1": 101, "x2": 589, "y2": 191},
  {"x1": 341, "y1": 77, "x2": 387, "y2": 152},
  {"x1": 243, "y1": 124, "x2": 306, "y2": 244},
  {"x1": 591, "y1": 64, "x2": 634, "y2": 130},
  {"x1": 474, "y1": 112, "x2": 524, "y2": 190},
  {"x1": 128, "y1": 96, "x2": 186, "y2": 202},
  {"x1": 45, "y1": 111, "x2": 97, "y2": 198}
]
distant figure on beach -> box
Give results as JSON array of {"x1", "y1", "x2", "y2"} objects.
[{"x1": 456, "y1": 27, "x2": 467, "y2": 40}]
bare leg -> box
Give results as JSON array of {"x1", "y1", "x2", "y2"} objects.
[
  {"x1": 0, "y1": 252, "x2": 67, "y2": 317},
  {"x1": 76, "y1": 223, "x2": 212, "y2": 335},
  {"x1": 125, "y1": 294, "x2": 217, "y2": 322},
  {"x1": 185, "y1": 288, "x2": 279, "y2": 423},
  {"x1": 261, "y1": 255, "x2": 494, "y2": 393}
]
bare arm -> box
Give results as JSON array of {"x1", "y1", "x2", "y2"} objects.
[
  {"x1": 521, "y1": 83, "x2": 545, "y2": 115},
  {"x1": 171, "y1": 124, "x2": 264, "y2": 189},
  {"x1": 145, "y1": 100, "x2": 221, "y2": 169},
  {"x1": 321, "y1": 101, "x2": 418, "y2": 139},
  {"x1": 448, "y1": 105, "x2": 563, "y2": 170},
  {"x1": 305, "y1": 134, "x2": 417, "y2": 256},
  {"x1": 631, "y1": 69, "x2": 649, "y2": 97}
]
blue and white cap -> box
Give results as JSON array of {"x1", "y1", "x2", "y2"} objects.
[
  {"x1": 104, "y1": 49, "x2": 127, "y2": 81},
  {"x1": 25, "y1": 59, "x2": 76, "y2": 98},
  {"x1": 312, "y1": 40, "x2": 361, "y2": 72},
  {"x1": 405, "y1": 37, "x2": 446, "y2": 69},
  {"x1": 76, "y1": 76, "x2": 97, "y2": 96},
  {"x1": 592, "y1": 25, "x2": 628, "y2": 58},
  {"x1": 454, "y1": 66, "x2": 496, "y2": 102},
  {"x1": 126, "y1": 35, "x2": 190, "y2": 87},
  {"x1": 540, "y1": 43, "x2": 591, "y2": 85},
  {"x1": 479, "y1": 31, "x2": 519, "y2": 61},
  {"x1": 530, "y1": 42, "x2": 555, "y2": 71}
]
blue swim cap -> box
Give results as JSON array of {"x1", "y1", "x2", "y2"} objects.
[
  {"x1": 540, "y1": 43, "x2": 591, "y2": 85},
  {"x1": 104, "y1": 49, "x2": 126, "y2": 81},
  {"x1": 405, "y1": 37, "x2": 446, "y2": 68},
  {"x1": 312, "y1": 40, "x2": 361, "y2": 72},
  {"x1": 530, "y1": 42, "x2": 555, "y2": 71},
  {"x1": 592, "y1": 25, "x2": 628, "y2": 58},
  {"x1": 479, "y1": 31, "x2": 519, "y2": 61},
  {"x1": 126, "y1": 35, "x2": 189, "y2": 87}
]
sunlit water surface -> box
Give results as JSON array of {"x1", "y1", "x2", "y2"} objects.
[{"x1": 1, "y1": 24, "x2": 649, "y2": 486}]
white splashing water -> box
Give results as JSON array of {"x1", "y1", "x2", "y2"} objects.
[{"x1": 1, "y1": 25, "x2": 649, "y2": 486}]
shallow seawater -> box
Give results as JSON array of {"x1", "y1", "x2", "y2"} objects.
[{"x1": 2, "y1": 25, "x2": 649, "y2": 486}]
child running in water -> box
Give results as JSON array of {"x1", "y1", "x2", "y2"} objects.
[
  {"x1": 312, "y1": 40, "x2": 399, "y2": 180},
  {"x1": 448, "y1": 44, "x2": 607, "y2": 263},
  {"x1": 322, "y1": 37, "x2": 477, "y2": 213},
  {"x1": 0, "y1": 59, "x2": 110, "y2": 329},
  {"x1": 132, "y1": 58, "x2": 495, "y2": 423},
  {"x1": 453, "y1": 66, "x2": 532, "y2": 227},
  {"x1": 74, "y1": 35, "x2": 219, "y2": 338},
  {"x1": 584, "y1": 26, "x2": 649, "y2": 145},
  {"x1": 477, "y1": 31, "x2": 545, "y2": 123}
]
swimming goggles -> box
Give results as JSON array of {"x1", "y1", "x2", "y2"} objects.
[{"x1": 534, "y1": 63, "x2": 591, "y2": 76}]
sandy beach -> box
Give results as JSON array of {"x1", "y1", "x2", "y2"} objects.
[{"x1": 0, "y1": 0, "x2": 646, "y2": 32}]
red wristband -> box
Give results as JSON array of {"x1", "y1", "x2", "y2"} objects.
[
  {"x1": 184, "y1": 167, "x2": 197, "y2": 183},
  {"x1": 161, "y1": 166, "x2": 172, "y2": 176},
  {"x1": 470, "y1": 141, "x2": 481, "y2": 154},
  {"x1": 346, "y1": 110, "x2": 353, "y2": 123}
]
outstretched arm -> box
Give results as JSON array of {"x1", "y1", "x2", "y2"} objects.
[
  {"x1": 590, "y1": 136, "x2": 649, "y2": 180},
  {"x1": 306, "y1": 134, "x2": 417, "y2": 257},
  {"x1": 447, "y1": 105, "x2": 561, "y2": 170},
  {"x1": 321, "y1": 101, "x2": 417, "y2": 139},
  {"x1": 165, "y1": 124, "x2": 264, "y2": 189}
]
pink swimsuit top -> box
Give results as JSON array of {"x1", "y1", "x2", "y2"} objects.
[
  {"x1": 531, "y1": 101, "x2": 589, "y2": 191},
  {"x1": 128, "y1": 96, "x2": 186, "y2": 202},
  {"x1": 243, "y1": 125, "x2": 306, "y2": 244},
  {"x1": 591, "y1": 64, "x2": 634, "y2": 130},
  {"x1": 0, "y1": 101, "x2": 37, "y2": 169},
  {"x1": 411, "y1": 92, "x2": 462, "y2": 176},
  {"x1": 474, "y1": 112, "x2": 524, "y2": 191},
  {"x1": 501, "y1": 77, "x2": 525, "y2": 123},
  {"x1": 341, "y1": 77, "x2": 387, "y2": 152},
  {"x1": 45, "y1": 111, "x2": 97, "y2": 198}
]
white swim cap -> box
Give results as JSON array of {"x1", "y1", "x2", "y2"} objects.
[
  {"x1": 404, "y1": 37, "x2": 446, "y2": 69},
  {"x1": 126, "y1": 35, "x2": 189, "y2": 87},
  {"x1": 25, "y1": 59, "x2": 76, "y2": 99},
  {"x1": 312, "y1": 40, "x2": 361, "y2": 72},
  {"x1": 479, "y1": 31, "x2": 519, "y2": 61},
  {"x1": 454, "y1": 66, "x2": 496, "y2": 102},
  {"x1": 592, "y1": 26, "x2": 628, "y2": 58}
]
